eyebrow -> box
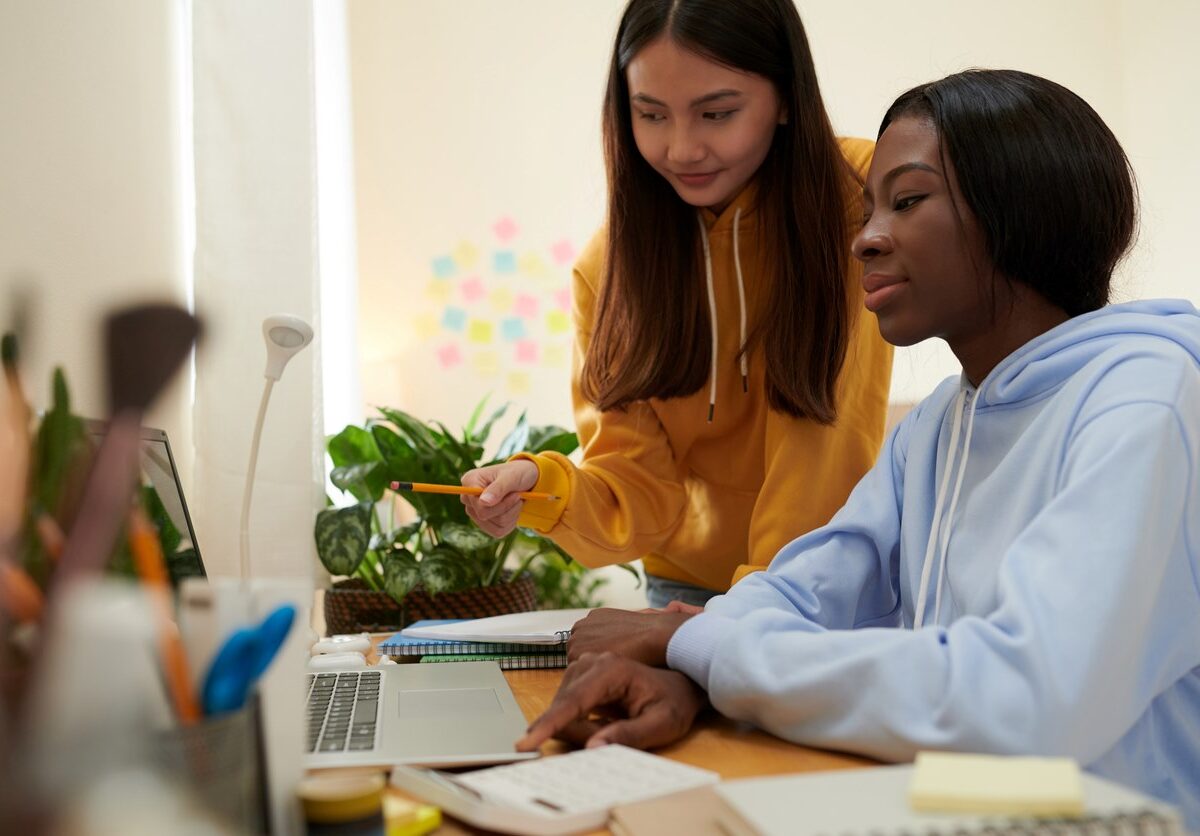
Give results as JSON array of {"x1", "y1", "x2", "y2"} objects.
[{"x1": 631, "y1": 89, "x2": 743, "y2": 108}]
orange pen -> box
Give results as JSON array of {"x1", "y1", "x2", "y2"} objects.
[
  {"x1": 128, "y1": 506, "x2": 201, "y2": 725},
  {"x1": 389, "y1": 480, "x2": 561, "y2": 502}
]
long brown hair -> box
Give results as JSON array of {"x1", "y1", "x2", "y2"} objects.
[{"x1": 581, "y1": 0, "x2": 860, "y2": 424}]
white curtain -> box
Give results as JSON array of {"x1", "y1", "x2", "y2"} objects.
[{"x1": 191, "y1": 0, "x2": 358, "y2": 583}]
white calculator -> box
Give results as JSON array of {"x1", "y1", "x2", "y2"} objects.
[{"x1": 390, "y1": 743, "x2": 720, "y2": 835}]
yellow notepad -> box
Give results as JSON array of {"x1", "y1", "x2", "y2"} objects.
[{"x1": 909, "y1": 752, "x2": 1084, "y2": 817}]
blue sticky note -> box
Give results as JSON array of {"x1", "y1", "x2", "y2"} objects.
[
  {"x1": 493, "y1": 251, "x2": 517, "y2": 274},
  {"x1": 501, "y1": 317, "x2": 526, "y2": 341},
  {"x1": 432, "y1": 255, "x2": 457, "y2": 279},
  {"x1": 441, "y1": 307, "x2": 467, "y2": 332}
]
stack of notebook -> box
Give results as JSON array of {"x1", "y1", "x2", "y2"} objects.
[{"x1": 378, "y1": 609, "x2": 592, "y2": 670}]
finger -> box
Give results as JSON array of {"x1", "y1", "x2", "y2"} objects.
[
  {"x1": 517, "y1": 659, "x2": 627, "y2": 750},
  {"x1": 664, "y1": 601, "x2": 705, "y2": 615},
  {"x1": 549, "y1": 717, "x2": 608, "y2": 748},
  {"x1": 585, "y1": 702, "x2": 688, "y2": 751},
  {"x1": 472, "y1": 491, "x2": 523, "y2": 522}
]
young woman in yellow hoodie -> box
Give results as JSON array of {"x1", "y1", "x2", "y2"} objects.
[{"x1": 462, "y1": 0, "x2": 893, "y2": 611}]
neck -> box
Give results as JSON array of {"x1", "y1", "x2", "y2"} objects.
[{"x1": 951, "y1": 284, "x2": 1070, "y2": 388}]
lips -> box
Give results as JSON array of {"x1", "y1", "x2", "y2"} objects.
[
  {"x1": 862, "y1": 272, "x2": 907, "y2": 313},
  {"x1": 675, "y1": 171, "x2": 720, "y2": 187}
]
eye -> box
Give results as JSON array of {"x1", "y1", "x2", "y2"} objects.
[
  {"x1": 702, "y1": 110, "x2": 738, "y2": 122},
  {"x1": 894, "y1": 194, "x2": 926, "y2": 211},
  {"x1": 636, "y1": 110, "x2": 666, "y2": 123}
]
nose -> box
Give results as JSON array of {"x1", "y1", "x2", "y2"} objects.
[
  {"x1": 665, "y1": 122, "x2": 706, "y2": 165},
  {"x1": 852, "y1": 215, "x2": 892, "y2": 264}
]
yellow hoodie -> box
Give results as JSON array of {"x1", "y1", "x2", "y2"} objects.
[{"x1": 514, "y1": 138, "x2": 892, "y2": 591}]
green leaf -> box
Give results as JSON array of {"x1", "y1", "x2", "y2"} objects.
[
  {"x1": 327, "y1": 425, "x2": 381, "y2": 468},
  {"x1": 165, "y1": 547, "x2": 205, "y2": 586},
  {"x1": 432, "y1": 421, "x2": 480, "y2": 472},
  {"x1": 464, "y1": 395, "x2": 490, "y2": 439},
  {"x1": 439, "y1": 521, "x2": 495, "y2": 554},
  {"x1": 314, "y1": 501, "x2": 372, "y2": 575},
  {"x1": 472, "y1": 400, "x2": 510, "y2": 447},
  {"x1": 493, "y1": 412, "x2": 529, "y2": 461},
  {"x1": 330, "y1": 461, "x2": 387, "y2": 502},
  {"x1": 382, "y1": 548, "x2": 421, "y2": 603},
  {"x1": 370, "y1": 520, "x2": 422, "y2": 553},
  {"x1": 419, "y1": 546, "x2": 477, "y2": 594},
  {"x1": 525, "y1": 426, "x2": 578, "y2": 456},
  {"x1": 31, "y1": 367, "x2": 90, "y2": 517}
]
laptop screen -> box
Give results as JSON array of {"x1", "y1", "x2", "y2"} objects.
[{"x1": 85, "y1": 421, "x2": 207, "y2": 585}]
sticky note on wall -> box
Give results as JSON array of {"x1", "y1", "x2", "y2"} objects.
[
  {"x1": 441, "y1": 307, "x2": 467, "y2": 332},
  {"x1": 546, "y1": 311, "x2": 570, "y2": 334},
  {"x1": 468, "y1": 320, "x2": 494, "y2": 344},
  {"x1": 432, "y1": 255, "x2": 456, "y2": 279}
]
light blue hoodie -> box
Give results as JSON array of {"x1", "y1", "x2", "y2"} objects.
[{"x1": 667, "y1": 299, "x2": 1200, "y2": 825}]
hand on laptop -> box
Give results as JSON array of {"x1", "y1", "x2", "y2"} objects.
[
  {"x1": 567, "y1": 607, "x2": 696, "y2": 666},
  {"x1": 516, "y1": 652, "x2": 705, "y2": 752}
]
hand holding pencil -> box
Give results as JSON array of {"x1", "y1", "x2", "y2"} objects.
[{"x1": 403, "y1": 459, "x2": 551, "y2": 540}]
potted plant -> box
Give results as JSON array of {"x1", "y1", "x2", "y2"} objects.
[{"x1": 315, "y1": 399, "x2": 629, "y2": 633}]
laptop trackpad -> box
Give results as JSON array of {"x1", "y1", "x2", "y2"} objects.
[{"x1": 397, "y1": 688, "x2": 502, "y2": 718}]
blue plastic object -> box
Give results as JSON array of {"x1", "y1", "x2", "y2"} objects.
[{"x1": 202, "y1": 604, "x2": 297, "y2": 715}]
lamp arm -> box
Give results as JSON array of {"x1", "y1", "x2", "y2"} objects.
[{"x1": 239, "y1": 377, "x2": 275, "y2": 580}]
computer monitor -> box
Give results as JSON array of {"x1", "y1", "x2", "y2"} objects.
[{"x1": 84, "y1": 420, "x2": 206, "y2": 585}]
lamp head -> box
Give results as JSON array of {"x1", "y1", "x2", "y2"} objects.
[{"x1": 261, "y1": 314, "x2": 313, "y2": 381}]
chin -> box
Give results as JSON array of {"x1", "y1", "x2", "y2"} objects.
[{"x1": 874, "y1": 312, "x2": 928, "y2": 348}]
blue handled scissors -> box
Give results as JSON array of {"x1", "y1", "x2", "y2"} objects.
[{"x1": 202, "y1": 604, "x2": 296, "y2": 715}]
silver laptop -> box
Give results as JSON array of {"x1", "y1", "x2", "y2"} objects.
[
  {"x1": 303, "y1": 661, "x2": 536, "y2": 768},
  {"x1": 87, "y1": 421, "x2": 536, "y2": 769}
]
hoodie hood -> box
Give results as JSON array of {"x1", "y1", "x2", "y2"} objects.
[{"x1": 976, "y1": 298, "x2": 1200, "y2": 407}]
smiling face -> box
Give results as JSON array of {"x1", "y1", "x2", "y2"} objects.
[
  {"x1": 853, "y1": 117, "x2": 997, "y2": 350},
  {"x1": 626, "y1": 36, "x2": 784, "y2": 214}
]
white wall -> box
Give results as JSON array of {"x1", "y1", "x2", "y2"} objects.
[
  {"x1": 0, "y1": 1, "x2": 190, "y2": 471},
  {"x1": 348, "y1": 0, "x2": 1199, "y2": 416}
]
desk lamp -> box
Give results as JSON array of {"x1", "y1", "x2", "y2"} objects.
[{"x1": 239, "y1": 314, "x2": 313, "y2": 580}]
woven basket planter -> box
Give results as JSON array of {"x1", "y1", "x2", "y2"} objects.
[{"x1": 323, "y1": 571, "x2": 538, "y2": 635}]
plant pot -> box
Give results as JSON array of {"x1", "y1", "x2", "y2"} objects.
[{"x1": 323, "y1": 571, "x2": 539, "y2": 635}]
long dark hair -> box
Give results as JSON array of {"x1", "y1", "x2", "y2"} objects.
[
  {"x1": 580, "y1": 0, "x2": 861, "y2": 423},
  {"x1": 879, "y1": 70, "x2": 1137, "y2": 316}
]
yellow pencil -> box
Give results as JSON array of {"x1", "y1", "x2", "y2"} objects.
[{"x1": 389, "y1": 480, "x2": 561, "y2": 502}]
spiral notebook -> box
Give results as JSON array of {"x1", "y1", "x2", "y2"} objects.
[
  {"x1": 686, "y1": 763, "x2": 1185, "y2": 836},
  {"x1": 380, "y1": 620, "x2": 557, "y2": 657},
  {"x1": 418, "y1": 651, "x2": 568, "y2": 671},
  {"x1": 395, "y1": 608, "x2": 590, "y2": 646}
]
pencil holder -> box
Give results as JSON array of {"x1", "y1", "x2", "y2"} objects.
[{"x1": 152, "y1": 694, "x2": 267, "y2": 833}]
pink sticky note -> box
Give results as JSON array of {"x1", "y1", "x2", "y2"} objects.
[
  {"x1": 461, "y1": 276, "x2": 485, "y2": 302},
  {"x1": 492, "y1": 216, "x2": 519, "y2": 243},
  {"x1": 514, "y1": 294, "x2": 539, "y2": 319},
  {"x1": 550, "y1": 239, "x2": 575, "y2": 265},
  {"x1": 515, "y1": 339, "x2": 539, "y2": 364},
  {"x1": 554, "y1": 288, "x2": 571, "y2": 312},
  {"x1": 436, "y1": 344, "x2": 462, "y2": 369}
]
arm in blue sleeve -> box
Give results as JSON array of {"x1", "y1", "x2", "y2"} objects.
[
  {"x1": 669, "y1": 409, "x2": 913, "y2": 684},
  {"x1": 675, "y1": 399, "x2": 1200, "y2": 763}
]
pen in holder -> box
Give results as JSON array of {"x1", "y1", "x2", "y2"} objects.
[{"x1": 153, "y1": 691, "x2": 269, "y2": 833}]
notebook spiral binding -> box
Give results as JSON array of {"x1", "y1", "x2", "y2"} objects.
[{"x1": 892, "y1": 808, "x2": 1180, "y2": 836}]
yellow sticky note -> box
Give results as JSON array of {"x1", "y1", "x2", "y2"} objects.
[
  {"x1": 546, "y1": 310, "x2": 570, "y2": 334},
  {"x1": 507, "y1": 371, "x2": 531, "y2": 394},
  {"x1": 424, "y1": 280, "x2": 452, "y2": 304},
  {"x1": 467, "y1": 320, "x2": 494, "y2": 344},
  {"x1": 471, "y1": 350, "x2": 500, "y2": 377},
  {"x1": 453, "y1": 240, "x2": 479, "y2": 270},
  {"x1": 411, "y1": 313, "x2": 439, "y2": 341},
  {"x1": 543, "y1": 344, "x2": 569, "y2": 369},
  {"x1": 909, "y1": 751, "x2": 1084, "y2": 817},
  {"x1": 518, "y1": 251, "x2": 547, "y2": 278},
  {"x1": 488, "y1": 287, "x2": 514, "y2": 313}
]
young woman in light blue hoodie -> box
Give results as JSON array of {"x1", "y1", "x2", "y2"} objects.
[{"x1": 519, "y1": 69, "x2": 1200, "y2": 825}]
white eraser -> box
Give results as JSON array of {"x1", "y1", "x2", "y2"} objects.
[
  {"x1": 307, "y1": 651, "x2": 367, "y2": 671},
  {"x1": 310, "y1": 633, "x2": 372, "y2": 656}
]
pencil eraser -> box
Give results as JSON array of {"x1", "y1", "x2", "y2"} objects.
[{"x1": 908, "y1": 751, "x2": 1085, "y2": 817}]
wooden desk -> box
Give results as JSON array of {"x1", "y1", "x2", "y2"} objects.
[
  {"x1": 390, "y1": 666, "x2": 872, "y2": 835},
  {"x1": 502, "y1": 667, "x2": 872, "y2": 780}
]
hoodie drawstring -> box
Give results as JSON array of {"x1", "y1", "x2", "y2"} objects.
[
  {"x1": 697, "y1": 208, "x2": 748, "y2": 423},
  {"x1": 913, "y1": 387, "x2": 978, "y2": 629}
]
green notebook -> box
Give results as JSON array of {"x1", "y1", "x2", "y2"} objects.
[{"x1": 418, "y1": 651, "x2": 568, "y2": 671}]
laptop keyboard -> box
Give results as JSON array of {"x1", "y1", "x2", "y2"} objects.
[{"x1": 305, "y1": 670, "x2": 381, "y2": 754}]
